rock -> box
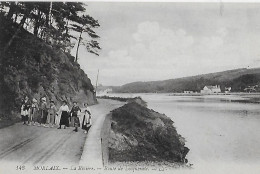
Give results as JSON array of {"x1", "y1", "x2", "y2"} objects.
[{"x1": 106, "y1": 101, "x2": 189, "y2": 163}]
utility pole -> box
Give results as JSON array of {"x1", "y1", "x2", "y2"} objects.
[{"x1": 95, "y1": 69, "x2": 99, "y2": 92}]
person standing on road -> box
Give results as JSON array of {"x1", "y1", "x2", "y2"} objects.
[
  {"x1": 57, "y1": 100, "x2": 70, "y2": 129},
  {"x1": 48, "y1": 100, "x2": 57, "y2": 128},
  {"x1": 21, "y1": 96, "x2": 30, "y2": 125},
  {"x1": 39, "y1": 97, "x2": 48, "y2": 127},
  {"x1": 70, "y1": 101, "x2": 81, "y2": 132},
  {"x1": 55, "y1": 108, "x2": 61, "y2": 126},
  {"x1": 82, "y1": 103, "x2": 92, "y2": 134},
  {"x1": 29, "y1": 98, "x2": 38, "y2": 126}
]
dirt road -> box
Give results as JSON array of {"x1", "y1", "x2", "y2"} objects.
[
  {"x1": 0, "y1": 99, "x2": 124, "y2": 167},
  {"x1": 0, "y1": 121, "x2": 87, "y2": 165}
]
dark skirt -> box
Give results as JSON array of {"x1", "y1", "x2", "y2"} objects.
[
  {"x1": 21, "y1": 115, "x2": 28, "y2": 122},
  {"x1": 60, "y1": 111, "x2": 69, "y2": 126},
  {"x1": 82, "y1": 115, "x2": 91, "y2": 132},
  {"x1": 41, "y1": 110, "x2": 48, "y2": 124}
]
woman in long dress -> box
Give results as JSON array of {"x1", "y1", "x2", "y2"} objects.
[
  {"x1": 57, "y1": 100, "x2": 70, "y2": 129},
  {"x1": 39, "y1": 97, "x2": 48, "y2": 127},
  {"x1": 21, "y1": 96, "x2": 30, "y2": 125},
  {"x1": 29, "y1": 98, "x2": 38, "y2": 126},
  {"x1": 82, "y1": 103, "x2": 92, "y2": 134},
  {"x1": 48, "y1": 100, "x2": 57, "y2": 128}
]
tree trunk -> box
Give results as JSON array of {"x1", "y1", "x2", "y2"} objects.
[
  {"x1": 33, "y1": 10, "x2": 41, "y2": 36},
  {"x1": 75, "y1": 31, "x2": 83, "y2": 62},
  {"x1": 44, "y1": 3, "x2": 51, "y2": 42},
  {"x1": 3, "y1": 13, "x2": 28, "y2": 53},
  {"x1": 40, "y1": 28, "x2": 44, "y2": 39},
  {"x1": 6, "y1": 2, "x2": 15, "y2": 20},
  {"x1": 65, "y1": 19, "x2": 69, "y2": 35},
  {"x1": 14, "y1": 11, "x2": 18, "y2": 23}
]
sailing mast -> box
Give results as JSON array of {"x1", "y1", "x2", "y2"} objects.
[{"x1": 95, "y1": 69, "x2": 99, "y2": 93}]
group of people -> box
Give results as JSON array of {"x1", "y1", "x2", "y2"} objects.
[{"x1": 20, "y1": 96, "x2": 92, "y2": 133}]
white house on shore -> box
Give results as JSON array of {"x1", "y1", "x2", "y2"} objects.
[
  {"x1": 201, "y1": 85, "x2": 221, "y2": 94},
  {"x1": 225, "y1": 87, "x2": 232, "y2": 93},
  {"x1": 97, "y1": 88, "x2": 113, "y2": 96}
]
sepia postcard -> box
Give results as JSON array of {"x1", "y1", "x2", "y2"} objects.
[{"x1": 0, "y1": 0, "x2": 260, "y2": 174}]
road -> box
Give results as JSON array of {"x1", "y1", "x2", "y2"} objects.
[
  {"x1": 0, "y1": 99, "x2": 124, "y2": 167},
  {"x1": 0, "y1": 117, "x2": 87, "y2": 165}
]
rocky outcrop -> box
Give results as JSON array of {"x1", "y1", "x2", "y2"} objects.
[
  {"x1": 0, "y1": 15, "x2": 96, "y2": 127},
  {"x1": 102, "y1": 99, "x2": 189, "y2": 164}
]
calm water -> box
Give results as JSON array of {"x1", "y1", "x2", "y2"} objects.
[{"x1": 104, "y1": 93, "x2": 260, "y2": 172}]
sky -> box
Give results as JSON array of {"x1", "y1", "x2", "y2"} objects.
[{"x1": 71, "y1": 2, "x2": 260, "y2": 86}]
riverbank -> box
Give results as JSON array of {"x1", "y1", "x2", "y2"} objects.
[
  {"x1": 169, "y1": 92, "x2": 260, "y2": 96},
  {"x1": 97, "y1": 93, "x2": 260, "y2": 174},
  {"x1": 80, "y1": 99, "x2": 125, "y2": 167},
  {"x1": 100, "y1": 97, "x2": 190, "y2": 170}
]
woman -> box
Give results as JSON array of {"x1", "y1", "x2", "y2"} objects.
[
  {"x1": 82, "y1": 103, "x2": 92, "y2": 134},
  {"x1": 21, "y1": 96, "x2": 30, "y2": 125},
  {"x1": 29, "y1": 98, "x2": 38, "y2": 126},
  {"x1": 48, "y1": 100, "x2": 57, "y2": 128},
  {"x1": 39, "y1": 97, "x2": 48, "y2": 127},
  {"x1": 57, "y1": 100, "x2": 70, "y2": 129}
]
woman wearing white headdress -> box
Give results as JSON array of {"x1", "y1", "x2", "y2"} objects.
[
  {"x1": 21, "y1": 96, "x2": 30, "y2": 125},
  {"x1": 29, "y1": 98, "x2": 39, "y2": 126},
  {"x1": 39, "y1": 97, "x2": 48, "y2": 127}
]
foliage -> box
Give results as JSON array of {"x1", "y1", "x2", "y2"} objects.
[
  {"x1": 0, "y1": 16, "x2": 96, "y2": 125},
  {"x1": 0, "y1": 2, "x2": 100, "y2": 61},
  {"x1": 113, "y1": 68, "x2": 260, "y2": 93}
]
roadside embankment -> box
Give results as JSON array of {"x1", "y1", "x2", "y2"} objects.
[
  {"x1": 0, "y1": 15, "x2": 96, "y2": 129},
  {"x1": 79, "y1": 99, "x2": 125, "y2": 167},
  {"x1": 101, "y1": 97, "x2": 189, "y2": 169}
]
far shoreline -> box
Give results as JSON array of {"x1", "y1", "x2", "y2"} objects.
[
  {"x1": 98, "y1": 92, "x2": 260, "y2": 104},
  {"x1": 99, "y1": 92, "x2": 260, "y2": 96}
]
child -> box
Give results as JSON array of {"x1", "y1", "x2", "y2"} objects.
[
  {"x1": 48, "y1": 100, "x2": 57, "y2": 128},
  {"x1": 82, "y1": 103, "x2": 92, "y2": 134}
]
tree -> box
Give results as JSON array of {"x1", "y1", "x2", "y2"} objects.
[
  {"x1": 3, "y1": 2, "x2": 35, "y2": 52},
  {"x1": 1, "y1": 2, "x2": 100, "y2": 59},
  {"x1": 70, "y1": 14, "x2": 100, "y2": 62}
]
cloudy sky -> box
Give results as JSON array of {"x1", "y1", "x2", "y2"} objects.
[{"x1": 71, "y1": 2, "x2": 260, "y2": 86}]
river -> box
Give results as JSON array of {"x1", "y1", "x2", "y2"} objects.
[{"x1": 104, "y1": 93, "x2": 260, "y2": 173}]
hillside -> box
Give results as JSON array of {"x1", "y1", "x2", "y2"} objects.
[
  {"x1": 112, "y1": 68, "x2": 260, "y2": 93},
  {"x1": 0, "y1": 15, "x2": 96, "y2": 127}
]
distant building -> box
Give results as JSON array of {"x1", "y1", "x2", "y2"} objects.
[
  {"x1": 225, "y1": 87, "x2": 232, "y2": 93},
  {"x1": 97, "y1": 88, "x2": 113, "y2": 96},
  {"x1": 201, "y1": 85, "x2": 221, "y2": 94},
  {"x1": 184, "y1": 91, "x2": 194, "y2": 94},
  {"x1": 244, "y1": 86, "x2": 256, "y2": 93}
]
